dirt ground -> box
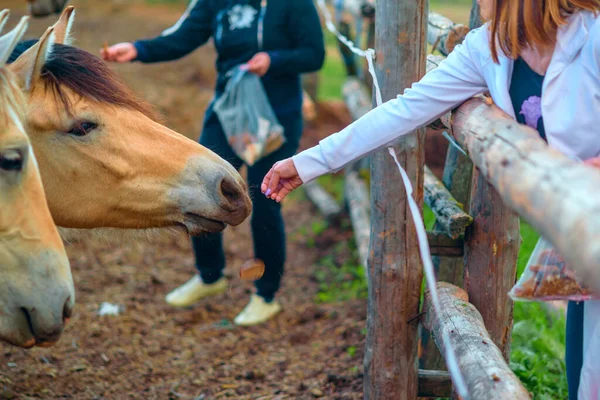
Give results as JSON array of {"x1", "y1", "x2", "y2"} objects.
[
  {"x1": 1, "y1": 1, "x2": 365, "y2": 399},
  {"x1": 0, "y1": 1, "x2": 450, "y2": 398}
]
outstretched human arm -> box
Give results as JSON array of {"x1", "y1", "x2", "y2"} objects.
[
  {"x1": 102, "y1": 0, "x2": 214, "y2": 63},
  {"x1": 262, "y1": 27, "x2": 490, "y2": 201}
]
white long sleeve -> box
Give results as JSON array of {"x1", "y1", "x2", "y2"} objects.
[{"x1": 293, "y1": 26, "x2": 490, "y2": 183}]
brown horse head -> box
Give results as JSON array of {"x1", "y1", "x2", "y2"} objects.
[
  {"x1": 9, "y1": 7, "x2": 252, "y2": 237},
  {"x1": 0, "y1": 12, "x2": 74, "y2": 349},
  {"x1": 26, "y1": 0, "x2": 70, "y2": 18}
]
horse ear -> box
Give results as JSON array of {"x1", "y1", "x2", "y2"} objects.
[
  {"x1": 9, "y1": 26, "x2": 54, "y2": 91},
  {"x1": 0, "y1": 16, "x2": 29, "y2": 67},
  {"x1": 51, "y1": 5, "x2": 75, "y2": 45},
  {"x1": 0, "y1": 10, "x2": 10, "y2": 35}
]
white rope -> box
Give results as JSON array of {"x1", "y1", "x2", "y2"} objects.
[{"x1": 315, "y1": 1, "x2": 469, "y2": 398}]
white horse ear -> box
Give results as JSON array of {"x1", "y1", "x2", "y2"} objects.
[
  {"x1": 0, "y1": 16, "x2": 29, "y2": 68},
  {"x1": 9, "y1": 26, "x2": 54, "y2": 91},
  {"x1": 51, "y1": 5, "x2": 75, "y2": 45},
  {"x1": 0, "y1": 10, "x2": 10, "y2": 35}
]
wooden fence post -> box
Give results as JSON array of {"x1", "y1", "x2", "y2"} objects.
[
  {"x1": 463, "y1": 171, "x2": 520, "y2": 360},
  {"x1": 420, "y1": 148, "x2": 473, "y2": 370},
  {"x1": 420, "y1": 3, "x2": 482, "y2": 371},
  {"x1": 363, "y1": 0, "x2": 428, "y2": 398},
  {"x1": 460, "y1": 5, "x2": 519, "y2": 361}
]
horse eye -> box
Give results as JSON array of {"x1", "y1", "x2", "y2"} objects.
[
  {"x1": 0, "y1": 149, "x2": 23, "y2": 172},
  {"x1": 67, "y1": 121, "x2": 97, "y2": 137}
]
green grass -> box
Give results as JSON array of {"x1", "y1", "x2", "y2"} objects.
[
  {"x1": 309, "y1": 172, "x2": 567, "y2": 398},
  {"x1": 511, "y1": 223, "x2": 568, "y2": 399},
  {"x1": 318, "y1": 30, "x2": 351, "y2": 101},
  {"x1": 314, "y1": 239, "x2": 367, "y2": 304}
]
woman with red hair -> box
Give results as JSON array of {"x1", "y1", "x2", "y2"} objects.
[{"x1": 263, "y1": 0, "x2": 600, "y2": 397}]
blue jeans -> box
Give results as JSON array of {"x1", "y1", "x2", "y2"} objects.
[
  {"x1": 191, "y1": 108, "x2": 303, "y2": 302},
  {"x1": 567, "y1": 301, "x2": 585, "y2": 399}
]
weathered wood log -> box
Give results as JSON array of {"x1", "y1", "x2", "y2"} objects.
[
  {"x1": 303, "y1": 181, "x2": 342, "y2": 221},
  {"x1": 364, "y1": 0, "x2": 427, "y2": 397},
  {"x1": 342, "y1": 77, "x2": 372, "y2": 121},
  {"x1": 426, "y1": 54, "x2": 446, "y2": 73},
  {"x1": 342, "y1": 77, "x2": 373, "y2": 172},
  {"x1": 424, "y1": 282, "x2": 531, "y2": 399},
  {"x1": 464, "y1": 167, "x2": 520, "y2": 360},
  {"x1": 428, "y1": 231, "x2": 464, "y2": 257},
  {"x1": 421, "y1": 1, "x2": 483, "y2": 374},
  {"x1": 344, "y1": 170, "x2": 370, "y2": 271},
  {"x1": 421, "y1": 132, "x2": 474, "y2": 372},
  {"x1": 417, "y1": 369, "x2": 452, "y2": 398},
  {"x1": 424, "y1": 166, "x2": 473, "y2": 239},
  {"x1": 428, "y1": 12, "x2": 470, "y2": 56},
  {"x1": 451, "y1": 96, "x2": 600, "y2": 297}
]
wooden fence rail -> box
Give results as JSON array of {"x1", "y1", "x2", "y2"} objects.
[
  {"x1": 307, "y1": 3, "x2": 598, "y2": 398},
  {"x1": 450, "y1": 98, "x2": 600, "y2": 294},
  {"x1": 424, "y1": 283, "x2": 531, "y2": 399}
]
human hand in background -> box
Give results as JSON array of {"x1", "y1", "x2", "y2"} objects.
[
  {"x1": 101, "y1": 42, "x2": 137, "y2": 63},
  {"x1": 245, "y1": 52, "x2": 271, "y2": 76}
]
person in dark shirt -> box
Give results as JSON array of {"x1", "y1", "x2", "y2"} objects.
[
  {"x1": 260, "y1": 0, "x2": 600, "y2": 397},
  {"x1": 103, "y1": 0, "x2": 325, "y2": 326}
]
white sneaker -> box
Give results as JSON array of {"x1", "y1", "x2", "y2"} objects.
[
  {"x1": 234, "y1": 294, "x2": 282, "y2": 326},
  {"x1": 165, "y1": 275, "x2": 228, "y2": 307}
]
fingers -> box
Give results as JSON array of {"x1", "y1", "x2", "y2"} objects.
[
  {"x1": 261, "y1": 161, "x2": 282, "y2": 198},
  {"x1": 245, "y1": 54, "x2": 269, "y2": 76},
  {"x1": 261, "y1": 168, "x2": 273, "y2": 194},
  {"x1": 100, "y1": 44, "x2": 135, "y2": 63},
  {"x1": 275, "y1": 186, "x2": 291, "y2": 203},
  {"x1": 100, "y1": 47, "x2": 118, "y2": 62},
  {"x1": 267, "y1": 167, "x2": 282, "y2": 197}
]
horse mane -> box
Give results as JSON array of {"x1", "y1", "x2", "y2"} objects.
[
  {"x1": 9, "y1": 40, "x2": 161, "y2": 122},
  {"x1": 0, "y1": 67, "x2": 26, "y2": 128}
]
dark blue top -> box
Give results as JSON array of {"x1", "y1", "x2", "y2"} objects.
[
  {"x1": 133, "y1": 0, "x2": 325, "y2": 118},
  {"x1": 509, "y1": 57, "x2": 546, "y2": 140}
]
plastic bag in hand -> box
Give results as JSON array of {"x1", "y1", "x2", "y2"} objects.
[
  {"x1": 509, "y1": 237, "x2": 598, "y2": 301},
  {"x1": 213, "y1": 66, "x2": 285, "y2": 166},
  {"x1": 509, "y1": 156, "x2": 600, "y2": 302}
]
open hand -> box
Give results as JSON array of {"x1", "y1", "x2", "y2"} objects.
[
  {"x1": 245, "y1": 52, "x2": 271, "y2": 76},
  {"x1": 101, "y1": 42, "x2": 137, "y2": 63},
  {"x1": 261, "y1": 158, "x2": 303, "y2": 202}
]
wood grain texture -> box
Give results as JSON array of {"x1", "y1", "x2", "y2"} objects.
[
  {"x1": 345, "y1": 170, "x2": 371, "y2": 273},
  {"x1": 427, "y1": 12, "x2": 469, "y2": 56},
  {"x1": 451, "y1": 97, "x2": 600, "y2": 298},
  {"x1": 424, "y1": 283, "x2": 531, "y2": 399},
  {"x1": 364, "y1": 0, "x2": 428, "y2": 398},
  {"x1": 424, "y1": 166, "x2": 473, "y2": 239}
]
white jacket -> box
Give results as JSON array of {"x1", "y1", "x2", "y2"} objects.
[{"x1": 293, "y1": 11, "x2": 600, "y2": 183}]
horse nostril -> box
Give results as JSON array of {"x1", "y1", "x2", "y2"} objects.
[
  {"x1": 220, "y1": 176, "x2": 243, "y2": 208},
  {"x1": 20, "y1": 307, "x2": 34, "y2": 335},
  {"x1": 63, "y1": 297, "x2": 73, "y2": 324}
]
